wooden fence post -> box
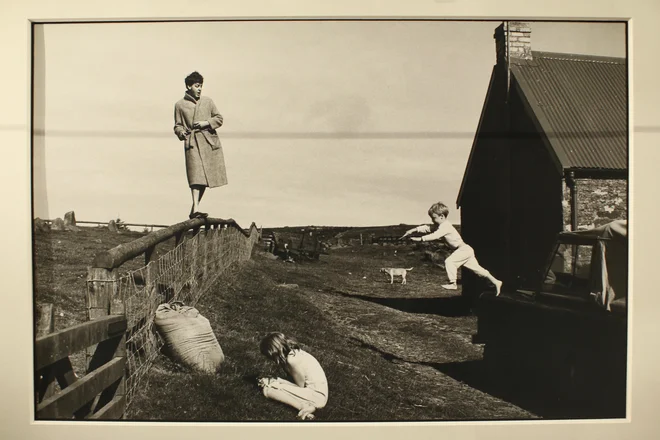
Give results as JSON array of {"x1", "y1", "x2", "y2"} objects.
[
  {"x1": 85, "y1": 266, "x2": 126, "y2": 419},
  {"x1": 107, "y1": 279, "x2": 126, "y2": 419},
  {"x1": 36, "y1": 303, "x2": 54, "y2": 337},
  {"x1": 86, "y1": 267, "x2": 117, "y2": 370},
  {"x1": 201, "y1": 229, "x2": 209, "y2": 288},
  {"x1": 209, "y1": 226, "x2": 216, "y2": 276},
  {"x1": 174, "y1": 231, "x2": 184, "y2": 301},
  {"x1": 218, "y1": 226, "x2": 226, "y2": 272},
  {"x1": 190, "y1": 232, "x2": 199, "y2": 304},
  {"x1": 144, "y1": 245, "x2": 156, "y2": 299},
  {"x1": 211, "y1": 225, "x2": 218, "y2": 275},
  {"x1": 175, "y1": 231, "x2": 184, "y2": 247}
]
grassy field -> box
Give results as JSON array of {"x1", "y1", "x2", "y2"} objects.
[
  {"x1": 33, "y1": 226, "x2": 176, "y2": 332},
  {"x1": 33, "y1": 226, "x2": 538, "y2": 422}
]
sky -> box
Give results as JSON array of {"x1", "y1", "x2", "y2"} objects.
[{"x1": 32, "y1": 20, "x2": 626, "y2": 229}]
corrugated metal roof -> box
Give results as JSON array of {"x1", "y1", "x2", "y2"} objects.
[{"x1": 511, "y1": 51, "x2": 627, "y2": 171}]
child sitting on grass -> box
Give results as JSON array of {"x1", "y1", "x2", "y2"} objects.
[
  {"x1": 401, "y1": 202, "x2": 502, "y2": 295},
  {"x1": 258, "y1": 332, "x2": 328, "y2": 421}
]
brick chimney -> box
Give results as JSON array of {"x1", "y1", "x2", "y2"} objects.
[{"x1": 494, "y1": 21, "x2": 532, "y2": 65}]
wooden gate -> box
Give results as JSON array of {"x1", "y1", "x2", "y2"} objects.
[{"x1": 34, "y1": 309, "x2": 127, "y2": 420}]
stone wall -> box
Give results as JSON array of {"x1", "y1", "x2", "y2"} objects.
[
  {"x1": 576, "y1": 178, "x2": 627, "y2": 229},
  {"x1": 559, "y1": 177, "x2": 627, "y2": 275},
  {"x1": 562, "y1": 178, "x2": 627, "y2": 231}
]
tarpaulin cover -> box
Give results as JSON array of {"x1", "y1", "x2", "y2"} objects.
[{"x1": 565, "y1": 220, "x2": 628, "y2": 311}]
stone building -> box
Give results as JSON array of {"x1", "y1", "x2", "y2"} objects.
[{"x1": 456, "y1": 21, "x2": 627, "y2": 298}]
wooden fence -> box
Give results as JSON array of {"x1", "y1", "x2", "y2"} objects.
[
  {"x1": 34, "y1": 305, "x2": 127, "y2": 420},
  {"x1": 375, "y1": 235, "x2": 403, "y2": 244},
  {"x1": 88, "y1": 216, "x2": 258, "y2": 417},
  {"x1": 42, "y1": 219, "x2": 170, "y2": 231},
  {"x1": 34, "y1": 216, "x2": 259, "y2": 420}
]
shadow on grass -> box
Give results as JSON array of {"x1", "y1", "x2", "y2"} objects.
[
  {"x1": 433, "y1": 360, "x2": 626, "y2": 420},
  {"x1": 242, "y1": 373, "x2": 262, "y2": 389},
  {"x1": 331, "y1": 289, "x2": 473, "y2": 317},
  {"x1": 354, "y1": 337, "x2": 623, "y2": 420}
]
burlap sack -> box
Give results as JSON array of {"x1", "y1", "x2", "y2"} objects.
[{"x1": 154, "y1": 302, "x2": 225, "y2": 373}]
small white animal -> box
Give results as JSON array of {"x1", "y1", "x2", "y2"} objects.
[{"x1": 380, "y1": 267, "x2": 414, "y2": 284}]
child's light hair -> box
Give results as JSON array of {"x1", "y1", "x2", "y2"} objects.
[
  {"x1": 428, "y1": 202, "x2": 449, "y2": 218},
  {"x1": 260, "y1": 332, "x2": 301, "y2": 366}
]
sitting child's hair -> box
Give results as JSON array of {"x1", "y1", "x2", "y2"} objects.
[
  {"x1": 428, "y1": 202, "x2": 449, "y2": 218},
  {"x1": 185, "y1": 71, "x2": 204, "y2": 87},
  {"x1": 260, "y1": 332, "x2": 301, "y2": 366}
]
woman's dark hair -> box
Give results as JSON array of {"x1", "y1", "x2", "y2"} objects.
[{"x1": 185, "y1": 71, "x2": 204, "y2": 87}]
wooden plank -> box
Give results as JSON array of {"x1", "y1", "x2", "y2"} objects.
[
  {"x1": 103, "y1": 287, "x2": 127, "y2": 420},
  {"x1": 88, "y1": 395, "x2": 126, "y2": 420},
  {"x1": 91, "y1": 375, "x2": 122, "y2": 416},
  {"x1": 35, "y1": 315, "x2": 126, "y2": 371},
  {"x1": 36, "y1": 357, "x2": 125, "y2": 420},
  {"x1": 110, "y1": 330, "x2": 126, "y2": 418}
]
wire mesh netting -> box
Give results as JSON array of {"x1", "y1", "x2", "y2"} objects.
[{"x1": 92, "y1": 223, "x2": 258, "y2": 412}]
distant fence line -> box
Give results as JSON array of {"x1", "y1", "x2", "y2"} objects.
[
  {"x1": 41, "y1": 219, "x2": 170, "y2": 231},
  {"x1": 326, "y1": 234, "x2": 403, "y2": 247},
  {"x1": 79, "y1": 220, "x2": 170, "y2": 230},
  {"x1": 35, "y1": 217, "x2": 260, "y2": 420}
]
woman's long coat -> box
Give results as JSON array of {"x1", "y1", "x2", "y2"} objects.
[{"x1": 173, "y1": 94, "x2": 228, "y2": 188}]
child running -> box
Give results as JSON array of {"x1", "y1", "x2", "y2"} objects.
[
  {"x1": 258, "y1": 332, "x2": 328, "y2": 421},
  {"x1": 401, "y1": 202, "x2": 503, "y2": 295}
]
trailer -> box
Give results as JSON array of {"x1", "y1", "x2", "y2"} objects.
[
  {"x1": 271, "y1": 229, "x2": 325, "y2": 262},
  {"x1": 474, "y1": 220, "x2": 628, "y2": 418}
]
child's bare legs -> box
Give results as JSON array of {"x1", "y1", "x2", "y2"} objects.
[
  {"x1": 463, "y1": 257, "x2": 502, "y2": 295},
  {"x1": 261, "y1": 378, "x2": 326, "y2": 420},
  {"x1": 444, "y1": 246, "x2": 502, "y2": 295}
]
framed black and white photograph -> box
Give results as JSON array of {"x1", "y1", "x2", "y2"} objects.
[{"x1": 3, "y1": 1, "x2": 660, "y2": 439}]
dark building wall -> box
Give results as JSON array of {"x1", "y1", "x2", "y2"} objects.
[
  {"x1": 507, "y1": 80, "x2": 564, "y2": 285},
  {"x1": 459, "y1": 66, "x2": 512, "y2": 299},
  {"x1": 562, "y1": 178, "x2": 627, "y2": 231}
]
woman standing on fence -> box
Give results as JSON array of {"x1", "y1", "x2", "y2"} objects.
[{"x1": 173, "y1": 71, "x2": 227, "y2": 219}]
